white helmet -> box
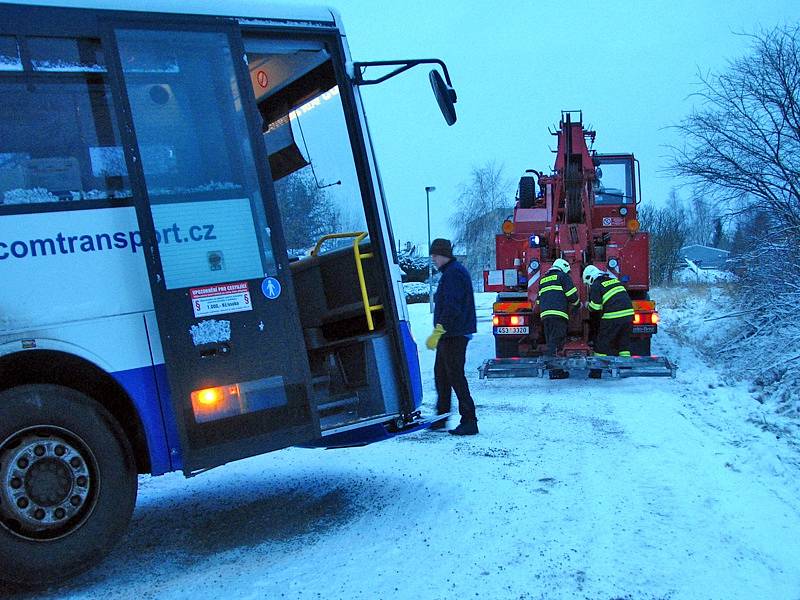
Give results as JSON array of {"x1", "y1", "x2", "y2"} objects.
[
  {"x1": 582, "y1": 265, "x2": 603, "y2": 285},
  {"x1": 552, "y1": 258, "x2": 570, "y2": 274}
]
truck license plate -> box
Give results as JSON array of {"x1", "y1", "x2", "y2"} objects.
[
  {"x1": 494, "y1": 326, "x2": 529, "y2": 335},
  {"x1": 632, "y1": 325, "x2": 657, "y2": 335}
]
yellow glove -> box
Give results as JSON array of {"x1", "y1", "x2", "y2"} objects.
[{"x1": 425, "y1": 324, "x2": 446, "y2": 350}]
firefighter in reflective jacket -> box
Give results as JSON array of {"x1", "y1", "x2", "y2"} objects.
[
  {"x1": 539, "y1": 258, "x2": 580, "y2": 358},
  {"x1": 582, "y1": 265, "x2": 634, "y2": 357}
]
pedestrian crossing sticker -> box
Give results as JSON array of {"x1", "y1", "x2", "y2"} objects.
[{"x1": 261, "y1": 277, "x2": 281, "y2": 300}]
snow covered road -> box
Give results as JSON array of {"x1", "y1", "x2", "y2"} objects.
[{"x1": 7, "y1": 293, "x2": 800, "y2": 599}]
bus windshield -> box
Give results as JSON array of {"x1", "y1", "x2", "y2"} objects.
[{"x1": 246, "y1": 38, "x2": 369, "y2": 256}]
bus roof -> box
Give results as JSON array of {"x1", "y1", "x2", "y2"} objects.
[{"x1": 2, "y1": 1, "x2": 340, "y2": 28}]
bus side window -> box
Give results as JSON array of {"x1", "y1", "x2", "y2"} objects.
[
  {"x1": 0, "y1": 36, "x2": 22, "y2": 71},
  {"x1": 0, "y1": 37, "x2": 130, "y2": 206}
]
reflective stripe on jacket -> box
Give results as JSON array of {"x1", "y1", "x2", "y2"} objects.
[
  {"x1": 588, "y1": 274, "x2": 633, "y2": 320},
  {"x1": 538, "y1": 268, "x2": 579, "y2": 320}
]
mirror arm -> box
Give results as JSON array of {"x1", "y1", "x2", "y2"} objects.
[{"x1": 353, "y1": 58, "x2": 454, "y2": 86}]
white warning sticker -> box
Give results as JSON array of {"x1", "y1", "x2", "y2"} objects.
[
  {"x1": 487, "y1": 270, "x2": 503, "y2": 286},
  {"x1": 190, "y1": 282, "x2": 252, "y2": 317}
]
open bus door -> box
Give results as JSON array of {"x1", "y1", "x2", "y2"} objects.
[{"x1": 107, "y1": 23, "x2": 320, "y2": 474}]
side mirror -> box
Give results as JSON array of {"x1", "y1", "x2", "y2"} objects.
[
  {"x1": 353, "y1": 59, "x2": 458, "y2": 126},
  {"x1": 429, "y1": 69, "x2": 457, "y2": 126}
]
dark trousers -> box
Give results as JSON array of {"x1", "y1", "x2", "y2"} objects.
[
  {"x1": 434, "y1": 336, "x2": 477, "y2": 423},
  {"x1": 595, "y1": 318, "x2": 632, "y2": 356},
  {"x1": 542, "y1": 316, "x2": 568, "y2": 356}
]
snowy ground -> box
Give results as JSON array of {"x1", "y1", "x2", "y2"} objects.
[
  {"x1": 657, "y1": 284, "x2": 800, "y2": 432},
  {"x1": 6, "y1": 293, "x2": 800, "y2": 599}
]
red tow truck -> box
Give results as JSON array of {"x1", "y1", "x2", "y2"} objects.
[{"x1": 479, "y1": 111, "x2": 675, "y2": 379}]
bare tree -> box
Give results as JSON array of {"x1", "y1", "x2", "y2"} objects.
[
  {"x1": 639, "y1": 199, "x2": 690, "y2": 285},
  {"x1": 273, "y1": 171, "x2": 342, "y2": 253},
  {"x1": 670, "y1": 24, "x2": 800, "y2": 402},
  {"x1": 686, "y1": 193, "x2": 716, "y2": 246},
  {"x1": 670, "y1": 25, "x2": 800, "y2": 228},
  {"x1": 711, "y1": 218, "x2": 728, "y2": 249},
  {"x1": 450, "y1": 161, "x2": 514, "y2": 277}
]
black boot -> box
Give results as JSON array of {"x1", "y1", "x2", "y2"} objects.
[
  {"x1": 548, "y1": 369, "x2": 569, "y2": 380},
  {"x1": 449, "y1": 421, "x2": 479, "y2": 436},
  {"x1": 588, "y1": 369, "x2": 602, "y2": 379}
]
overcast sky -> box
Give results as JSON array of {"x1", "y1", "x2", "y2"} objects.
[{"x1": 329, "y1": 0, "x2": 798, "y2": 252}]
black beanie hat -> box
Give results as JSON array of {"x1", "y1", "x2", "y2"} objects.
[{"x1": 429, "y1": 238, "x2": 454, "y2": 258}]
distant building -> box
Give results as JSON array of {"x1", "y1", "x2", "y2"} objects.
[
  {"x1": 677, "y1": 245, "x2": 734, "y2": 283},
  {"x1": 679, "y1": 245, "x2": 731, "y2": 270}
]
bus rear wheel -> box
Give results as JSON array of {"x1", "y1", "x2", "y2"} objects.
[{"x1": 0, "y1": 384, "x2": 137, "y2": 587}]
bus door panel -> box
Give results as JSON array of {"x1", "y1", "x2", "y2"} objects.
[
  {"x1": 241, "y1": 33, "x2": 419, "y2": 431},
  {"x1": 107, "y1": 24, "x2": 319, "y2": 473}
]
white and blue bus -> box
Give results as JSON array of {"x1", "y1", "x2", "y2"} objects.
[{"x1": 0, "y1": 0, "x2": 457, "y2": 585}]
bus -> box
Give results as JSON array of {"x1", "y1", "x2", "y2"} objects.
[{"x1": 0, "y1": 0, "x2": 458, "y2": 585}]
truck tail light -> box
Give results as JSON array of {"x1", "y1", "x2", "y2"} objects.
[
  {"x1": 633, "y1": 312, "x2": 659, "y2": 326},
  {"x1": 493, "y1": 314, "x2": 528, "y2": 327}
]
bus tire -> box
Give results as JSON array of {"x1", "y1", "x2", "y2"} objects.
[{"x1": 0, "y1": 384, "x2": 137, "y2": 587}]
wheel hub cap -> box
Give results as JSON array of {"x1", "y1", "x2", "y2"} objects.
[
  {"x1": 1, "y1": 429, "x2": 94, "y2": 540},
  {"x1": 25, "y1": 458, "x2": 72, "y2": 506}
]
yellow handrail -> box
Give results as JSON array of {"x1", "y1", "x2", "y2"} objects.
[
  {"x1": 311, "y1": 231, "x2": 383, "y2": 331},
  {"x1": 311, "y1": 231, "x2": 366, "y2": 257}
]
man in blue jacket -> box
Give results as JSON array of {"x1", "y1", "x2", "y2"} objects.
[{"x1": 425, "y1": 238, "x2": 479, "y2": 435}]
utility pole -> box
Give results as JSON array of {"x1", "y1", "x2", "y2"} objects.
[{"x1": 425, "y1": 186, "x2": 436, "y2": 313}]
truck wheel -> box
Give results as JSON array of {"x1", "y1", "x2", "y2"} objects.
[
  {"x1": 0, "y1": 384, "x2": 137, "y2": 586},
  {"x1": 518, "y1": 176, "x2": 536, "y2": 208},
  {"x1": 630, "y1": 338, "x2": 651, "y2": 356}
]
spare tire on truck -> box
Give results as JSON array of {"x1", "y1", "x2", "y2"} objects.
[
  {"x1": 0, "y1": 384, "x2": 137, "y2": 587},
  {"x1": 518, "y1": 172, "x2": 537, "y2": 208}
]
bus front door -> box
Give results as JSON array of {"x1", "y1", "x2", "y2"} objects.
[{"x1": 109, "y1": 25, "x2": 318, "y2": 473}]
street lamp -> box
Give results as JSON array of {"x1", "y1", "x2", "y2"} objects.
[{"x1": 425, "y1": 185, "x2": 436, "y2": 313}]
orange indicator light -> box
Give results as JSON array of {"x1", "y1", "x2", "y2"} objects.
[{"x1": 195, "y1": 387, "x2": 223, "y2": 407}]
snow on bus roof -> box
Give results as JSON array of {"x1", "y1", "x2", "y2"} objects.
[{"x1": 4, "y1": 0, "x2": 340, "y2": 28}]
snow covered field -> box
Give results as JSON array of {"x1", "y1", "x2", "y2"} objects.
[{"x1": 6, "y1": 293, "x2": 800, "y2": 599}]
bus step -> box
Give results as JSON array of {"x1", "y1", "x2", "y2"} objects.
[
  {"x1": 317, "y1": 395, "x2": 359, "y2": 415},
  {"x1": 311, "y1": 375, "x2": 331, "y2": 390}
]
